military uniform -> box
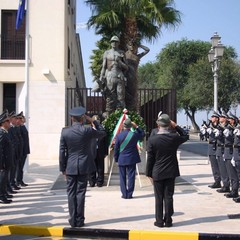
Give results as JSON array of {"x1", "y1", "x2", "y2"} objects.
[
  {"x1": 214, "y1": 111, "x2": 230, "y2": 193},
  {"x1": 59, "y1": 106, "x2": 106, "y2": 227},
  {"x1": 233, "y1": 123, "x2": 240, "y2": 202},
  {"x1": 0, "y1": 111, "x2": 13, "y2": 204},
  {"x1": 223, "y1": 113, "x2": 239, "y2": 198}
]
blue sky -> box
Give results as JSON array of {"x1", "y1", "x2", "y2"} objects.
[{"x1": 76, "y1": 0, "x2": 240, "y2": 126}]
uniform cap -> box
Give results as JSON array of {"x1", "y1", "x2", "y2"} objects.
[
  {"x1": 156, "y1": 113, "x2": 170, "y2": 127},
  {"x1": 0, "y1": 110, "x2": 9, "y2": 124},
  {"x1": 110, "y1": 36, "x2": 120, "y2": 42},
  {"x1": 211, "y1": 111, "x2": 220, "y2": 118},
  {"x1": 16, "y1": 111, "x2": 23, "y2": 118},
  {"x1": 123, "y1": 118, "x2": 132, "y2": 129},
  {"x1": 228, "y1": 111, "x2": 237, "y2": 120},
  {"x1": 69, "y1": 106, "x2": 86, "y2": 116},
  {"x1": 9, "y1": 111, "x2": 16, "y2": 118},
  {"x1": 220, "y1": 110, "x2": 228, "y2": 118}
]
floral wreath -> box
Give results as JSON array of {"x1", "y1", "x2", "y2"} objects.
[{"x1": 102, "y1": 108, "x2": 146, "y2": 148}]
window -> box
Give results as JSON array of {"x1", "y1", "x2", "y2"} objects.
[
  {"x1": 1, "y1": 10, "x2": 25, "y2": 59},
  {"x1": 3, "y1": 83, "x2": 16, "y2": 112}
]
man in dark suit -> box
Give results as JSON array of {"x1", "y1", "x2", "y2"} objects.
[
  {"x1": 59, "y1": 106, "x2": 106, "y2": 228},
  {"x1": 146, "y1": 114, "x2": 188, "y2": 228},
  {"x1": 114, "y1": 118, "x2": 145, "y2": 199}
]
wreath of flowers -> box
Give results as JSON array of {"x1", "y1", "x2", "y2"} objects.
[{"x1": 102, "y1": 108, "x2": 146, "y2": 137}]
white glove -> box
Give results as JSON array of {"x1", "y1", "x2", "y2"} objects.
[
  {"x1": 213, "y1": 128, "x2": 220, "y2": 137},
  {"x1": 206, "y1": 128, "x2": 212, "y2": 134},
  {"x1": 231, "y1": 158, "x2": 236, "y2": 167},
  {"x1": 234, "y1": 128, "x2": 240, "y2": 136},
  {"x1": 223, "y1": 129, "x2": 230, "y2": 137},
  {"x1": 200, "y1": 127, "x2": 206, "y2": 135}
]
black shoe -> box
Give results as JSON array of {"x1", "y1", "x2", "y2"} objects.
[
  {"x1": 225, "y1": 191, "x2": 239, "y2": 198},
  {"x1": 97, "y1": 183, "x2": 103, "y2": 187},
  {"x1": 5, "y1": 194, "x2": 13, "y2": 199},
  {"x1": 154, "y1": 221, "x2": 164, "y2": 228},
  {"x1": 216, "y1": 187, "x2": 230, "y2": 193},
  {"x1": 89, "y1": 182, "x2": 95, "y2": 187},
  {"x1": 8, "y1": 189, "x2": 17, "y2": 194},
  {"x1": 233, "y1": 197, "x2": 240, "y2": 203},
  {"x1": 0, "y1": 197, "x2": 12, "y2": 204},
  {"x1": 11, "y1": 184, "x2": 21, "y2": 190},
  {"x1": 18, "y1": 182, "x2": 28, "y2": 187},
  {"x1": 208, "y1": 182, "x2": 221, "y2": 188},
  {"x1": 76, "y1": 222, "x2": 85, "y2": 227},
  {"x1": 165, "y1": 222, "x2": 173, "y2": 227}
]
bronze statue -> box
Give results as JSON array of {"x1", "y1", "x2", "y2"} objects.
[{"x1": 98, "y1": 36, "x2": 129, "y2": 113}]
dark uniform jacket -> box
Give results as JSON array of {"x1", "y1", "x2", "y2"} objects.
[
  {"x1": 215, "y1": 123, "x2": 227, "y2": 157},
  {"x1": 223, "y1": 124, "x2": 235, "y2": 160},
  {"x1": 0, "y1": 128, "x2": 13, "y2": 170},
  {"x1": 114, "y1": 127, "x2": 145, "y2": 166},
  {"x1": 233, "y1": 125, "x2": 240, "y2": 161},
  {"x1": 59, "y1": 121, "x2": 106, "y2": 175},
  {"x1": 207, "y1": 123, "x2": 218, "y2": 156},
  {"x1": 146, "y1": 126, "x2": 188, "y2": 181},
  {"x1": 20, "y1": 125, "x2": 30, "y2": 156}
]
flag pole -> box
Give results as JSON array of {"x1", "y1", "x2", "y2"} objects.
[
  {"x1": 25, "y1": 0, "x2": 29, "y2": 129},
  {"x1": 24, "y1": 0, "x2": 30, "y2": 171}
]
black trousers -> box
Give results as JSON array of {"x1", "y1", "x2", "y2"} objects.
[
  {"x1": 225, "y1": 159, "x2": 239, "y2": 191},
  {"x1": 89, "y1": 151, "x2": 105, "y2": 185},
  {"x1": 0, "y1": 170, "x2": 6, "y2": 197},
  {"x1": 66, "y1": 174, "x2": 87, "y2": 227},
  {"x1": 17, "y1": 154, "x2": 27, "y2": 183},
  {"x1": 153, "y1": 178, "x2": 175, "y2": 224},
  {"x1": 209, "y1": 155, "x2": 221, "y2": 183},
  {"x1": 217, "y1": 155, "x2": 230, "y2": 188}
]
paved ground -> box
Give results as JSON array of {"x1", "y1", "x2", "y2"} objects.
[{"x1": 0, "y1": 135, "x2": 240, "y2": 239}]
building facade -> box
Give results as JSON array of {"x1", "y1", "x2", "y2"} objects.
[{"x1": 0, "y1": 0, "x2": 85, "y2": 166}]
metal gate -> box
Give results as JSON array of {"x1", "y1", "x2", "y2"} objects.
[{"x1": 66, "y1": 87, "x2": 176, "y2": 136}]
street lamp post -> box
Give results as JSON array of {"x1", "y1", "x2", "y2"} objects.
[{"x1": 208, "y1": 32, "x2": 225, "y2": 112}]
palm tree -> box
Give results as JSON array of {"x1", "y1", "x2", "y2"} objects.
[{"x1": 85, "y1": 0, "x2": 181, "y2": 111}]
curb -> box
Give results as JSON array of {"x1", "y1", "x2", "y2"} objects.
[{"x1": 1, "y1": 225, "x2": 240, "y2": 240}]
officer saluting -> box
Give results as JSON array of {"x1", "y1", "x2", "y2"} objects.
[{"x1": 59, "y1": 106, "x2": 106, "y2": 228}]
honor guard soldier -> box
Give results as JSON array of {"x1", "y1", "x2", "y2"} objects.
[
  {"x1": 214, "y1": 111, "x2": 230, "y2": 193},
  {"x1": 205, "y1": 111, "x2": 222, "y2": 188},
  {"x1": 223, "y1": 112, "x2": 239, "y2": 198},
  {"x1": 232, "y1": 118, "x2": 240, "y2": 203}
]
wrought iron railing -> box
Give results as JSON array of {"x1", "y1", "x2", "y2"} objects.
[{"x1": 66, "y1": 87, "x2": 176, "y2": 135}]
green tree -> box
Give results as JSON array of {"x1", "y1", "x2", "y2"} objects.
[
  {"x1": 85, "y1": 0, "x2": 181, "y2": 110},
  {"x1": 139, "y1": 39, "x2": 240, "y2": 131},
  {"x1": 138, "y1": 62, "x2": 159, "y2": 88}
]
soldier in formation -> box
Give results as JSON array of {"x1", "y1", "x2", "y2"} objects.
[
  {"x1": 201, "y1": 110, "x2": 240, "y2": 203},
  {"x1": 0, "y1": 110, "x2": 30, "y2": 204}
]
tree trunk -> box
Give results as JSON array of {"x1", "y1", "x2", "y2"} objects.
[
  {"x1": 185, "y1": 109, "x2": 200, "y2": 132},
  {"x1": 123, "y1": 17, "x2": 139, "y2": 111}
]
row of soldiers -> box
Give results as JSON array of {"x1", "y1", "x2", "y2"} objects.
[
  {"x1": 200, "y1": 110, "x2": 240, "y2": 203},
  {"x1": 0, "y1": 110, "x2": 30, "y2": 204}
]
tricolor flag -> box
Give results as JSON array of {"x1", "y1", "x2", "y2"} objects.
[{"x1": 16, "y1": 0, "x2": 26, "y2": 30}]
